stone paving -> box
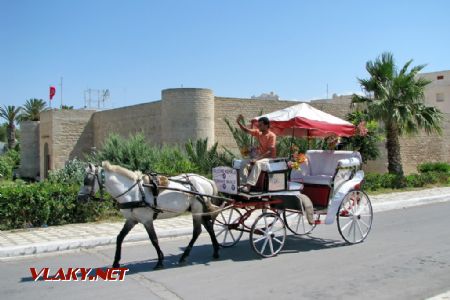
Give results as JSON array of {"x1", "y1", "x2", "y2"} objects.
[
  {"x1": 0, "y1": 215, "x2": 193, "y2": 250},
  {"x1": 1, "y1": 187, "x2": 450, "y2": 257}
]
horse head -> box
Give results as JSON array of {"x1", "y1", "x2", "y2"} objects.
[{"x1": 77, "y1": 163, "x2": 104, "y2": 202}]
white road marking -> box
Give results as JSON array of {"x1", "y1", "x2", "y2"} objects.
[{"x1": 426, "y1": 290, "x2": 450, "y2": 300}]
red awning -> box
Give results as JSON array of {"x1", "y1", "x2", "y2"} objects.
[{"x1": 251, "y1": 103, "x2": 355, "y2": 137}]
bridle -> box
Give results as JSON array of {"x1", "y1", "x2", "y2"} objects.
[
  {"x1": 84, "y1": 166, "x2": 146, "y2": 203},
  {"x1": 85, "y1": 167, "x2": 105, "y2": 201}
]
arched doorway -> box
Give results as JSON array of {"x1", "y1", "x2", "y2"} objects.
[{"x1": 43, "y1": 143, "x2": 50, "y2": 179}]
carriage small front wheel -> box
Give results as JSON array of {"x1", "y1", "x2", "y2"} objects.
[
  {"x1": 337, "y1": 190, "x2": 373, "y2": 244},
  {"x1": 250, "y1": 212, "x2": 286, "y2": 258},
  {"x1": 213, "y1": 207, "x2": 244, "y2": 247},
  {"x1": 283, "y1": 209, "x2": 316, "y2": 235}
]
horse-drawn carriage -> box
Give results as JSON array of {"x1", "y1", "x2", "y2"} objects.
[
  {"x1": 78, "y1": 103, "x2": 373, "y2": 268},
  {"x1": 211, "y1": 103, "x2": 373, "y2": 257}
]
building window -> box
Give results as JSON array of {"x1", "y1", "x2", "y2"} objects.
[
  {"x1": 437, "y1": 75, "x2": 444, "y2": 80},
  {"x1": 436, "y1": 93, "x2": 444, "y2": 102}
]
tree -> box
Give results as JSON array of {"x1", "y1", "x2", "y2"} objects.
[
  {"x1": 352, "y1": 52, "x2": 443, "y2": 176},
  {"x1": 0, "y1": 105, "x2": 22, "y2": 150},
  {"x1": 20, "y1": 98, "x2": 47, "y2": 121},
  {"x1": 61, "y1": 105, "x2": 74, "y2": 110}
]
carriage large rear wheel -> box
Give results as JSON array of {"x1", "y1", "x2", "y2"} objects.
[
  {"x1": 337, "y1": 190, "x2": 373, "y2": 244},
  {"x1": 250, "y1": 212, "x2": 286, "y2": 258},
  {"x1": 213, "y1": 207, "x2": 244, "y2": 247}
]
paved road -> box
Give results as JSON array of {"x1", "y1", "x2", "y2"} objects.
[{"x1": 2, "y1": 202, "x2": 450, "y2": 300}]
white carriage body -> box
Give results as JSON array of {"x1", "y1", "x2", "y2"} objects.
[
  {"x1": 213, "y1": 150, "x2": 365, "y2": 224},
  {"x1": 290, "y1": 150, "x2": 364, "y2": 224}
]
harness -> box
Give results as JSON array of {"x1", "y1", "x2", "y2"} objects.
[
  {"x1": 115, "y1": 178, "x2": 163, "y2": 218},
  {"x1": 87, "y1": 167, "x2": 209, "y2": 218}
]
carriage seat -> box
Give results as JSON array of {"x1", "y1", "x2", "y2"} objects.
[
  {"x1": 291, "y1": 150, "x2": 361, "y2": 186},
  {"x1": 232, "y1": 158, "x2": 288, "y2": 172}
]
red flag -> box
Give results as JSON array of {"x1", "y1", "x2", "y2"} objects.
[{"x1": 49, "y1": 86, "x2": 56, "y2": 100}]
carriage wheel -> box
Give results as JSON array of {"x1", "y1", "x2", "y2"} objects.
[
  {"x1": 283, "y1": 209, "x2": 316, "y2": 235},
  {"x1": 337, "y1": 190, "x2": 373, "y2": 244},
  {"x1": 213, "y1": 207, "x2": 244, "y2": 248},
  {"x1": 250, "y1": 212, "x2": 286, "y2": 258}
]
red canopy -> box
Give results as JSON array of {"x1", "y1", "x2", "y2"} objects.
[{"x1": 251, "y1": 103, "x2": 356, "y2": 137}]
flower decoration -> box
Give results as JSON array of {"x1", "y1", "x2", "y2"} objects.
[
  {"x1": 240, "y1": 146, "x2": 257, "y2": 158},
  {"x1": 357, "y1": 121, "x2": 368, "y2": 136},
  {"x1": 288, "y1": 149, "x2": 307, "y2": 170},
  {"x1": 240, "y1": 147, "x2": 250, "y2": 157}
]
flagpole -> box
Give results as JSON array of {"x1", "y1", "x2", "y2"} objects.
[
  {"x1": 49, "y1": 85, "x2": 52, "y2": 108},
  {"x1": 60, "y1": 77, "x2": 63, "y2": 109}
]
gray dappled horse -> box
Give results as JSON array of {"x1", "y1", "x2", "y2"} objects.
[{"x1": 77, "y1": 161, "x2": 220, "y2": 269}]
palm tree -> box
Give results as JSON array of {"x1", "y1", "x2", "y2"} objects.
[
  {"x1": 20, "y1": 98, "x2": 47, "y2": 121},
  {"x1": 352, "y1": 52, "x2": 443, "y2": 176},
  {"x1": 0, "y1": 105, "x2": 22, "y2": 150}
]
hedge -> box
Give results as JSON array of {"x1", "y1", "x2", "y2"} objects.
[
  {"x1": 364, "y1": 171, "x2": 449, "y2": 191},
  {"x1": 417, "y1": 162, "x2": 450, "y2": 174},
  {"x1": 0, "y1": 181, "x2": 118, "y2": 230}
]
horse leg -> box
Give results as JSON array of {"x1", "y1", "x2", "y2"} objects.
[
  {"x1": 143, "y1": 221, "x2": 165, "y2": 270},
  {"x1": 179, "y1": 216, "x2": 202, "y2": 264},
  {"x1": 113, "y1": 219, "x2": 136, "y2": 268},
  {"x1": 202, "y1": 215, "x2": 220, "y2": 259}
]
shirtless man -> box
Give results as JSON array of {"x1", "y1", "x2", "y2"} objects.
[{"x1": 236, "y1": 114, "x2": 277, "y2": 192}]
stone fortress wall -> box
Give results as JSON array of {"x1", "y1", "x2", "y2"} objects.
[{"x1": 18, "y1": 71, "x2": 450, "y2": 180}]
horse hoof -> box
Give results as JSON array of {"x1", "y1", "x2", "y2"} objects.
[
  {"x1": 153, "y1": 263, "x2": 164, "y2": 270},
  {"x1": 178, "y1": 258, "x2": 187, "y2": 265},
  {"x1": 112, "y1": 262, "x2": 120, "y2": 268},
  {"x1": 213, "y1": 253, "x2": 220, "y2": 260}
]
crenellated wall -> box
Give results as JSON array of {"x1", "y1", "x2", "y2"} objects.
[{"x1": 32, "y1": 87, "x2": 450, "y2": 180}]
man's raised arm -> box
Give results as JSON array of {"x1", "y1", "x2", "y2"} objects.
[{"x1": 236, "y1": 114, "x2": 252, "y2": 134}]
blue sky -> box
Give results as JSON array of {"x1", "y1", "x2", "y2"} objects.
[{"x1": 1, "y1": 0, "x2": 449, "y2": 109}]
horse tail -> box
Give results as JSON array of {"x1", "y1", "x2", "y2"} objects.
[{"x1": 209, "y1": 179, "x2": 218, "y2": 196}]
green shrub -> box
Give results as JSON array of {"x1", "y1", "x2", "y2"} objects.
[
  {"x1": 417, "y1": 162, "x2": 450, "y2": 174},
  {"x1": 0, "y1": 157, "x2": 13, "y2": 179},
  {"x1": 185, "y1": 138, "x2": 232, "y2": 175},
  {"x1": 405, "y1": 174, "x2": 425, "y2": 187},
  {"x1": 48, "y1": 158, "x2": 87, "y2": 185},
  {"x1": 91, "y1": 133, "x2": 200, "y2": 175},
  {"x1": 151, "y1": 145, "x2": 198, "y2": 175},
  {"x1": 364, "y1": 173, "x2": 406, "y2": 191},
  {"x1": 364, "y1": 170, "x2": 449, "y2": 191},
  {"x1": 4, "y1": 149, "x2": 20, "y2": 167},
  {"x1": 0, "y1": 181, "x2": 117, "y2": 230}
]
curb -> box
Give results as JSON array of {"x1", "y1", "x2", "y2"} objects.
[
  {"x1": 0, "y1": 227, "x2": 193, "y2": 258},
  {"x1": 1, "y1": 193, "x2": 450, "y2": 259},
  {"x1": 372, "y1": 193, "x2": 450, "y2": 212}
]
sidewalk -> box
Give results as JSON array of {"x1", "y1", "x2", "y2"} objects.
[{"x1": 1, "y1": 187, "x2": 450, "y2": 258}]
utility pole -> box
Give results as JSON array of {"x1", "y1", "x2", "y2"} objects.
[{"x1": 326, "y1": 83, "x2": 329, "y2": 99}]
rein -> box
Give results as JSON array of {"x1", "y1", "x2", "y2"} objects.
[{"x1": 86, "y1": 168, "x2": 228, "y2": 216}]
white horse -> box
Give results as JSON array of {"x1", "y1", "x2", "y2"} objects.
[{"x1": 77, "y1": 161, "x2": 220, "y2": 269}]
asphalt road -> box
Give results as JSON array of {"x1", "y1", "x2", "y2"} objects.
[{"x1": 2, "y1": 202, "x2": 450, "y2": 300}]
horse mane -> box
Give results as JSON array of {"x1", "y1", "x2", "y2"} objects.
[{"x1": 102, "y1": 161, "x2": 144, "y2": 182}]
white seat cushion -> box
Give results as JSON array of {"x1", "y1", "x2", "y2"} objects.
[
  {"x1": 232, "y1": 158, "x2": 287, "y2": 172},
  {"x1": 300, "y1": 175, "x2": 333, "y2": 185},
  {"x1": 290, "y1": 151, "x2": 361, "y2": 185},
  {"x1": 288, "y1": 181, "x2": 303, "y2": 190}
]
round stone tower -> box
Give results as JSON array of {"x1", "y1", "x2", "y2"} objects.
[{"x1": 161, "y1": 88, "x2": 215, "y2": 145}]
